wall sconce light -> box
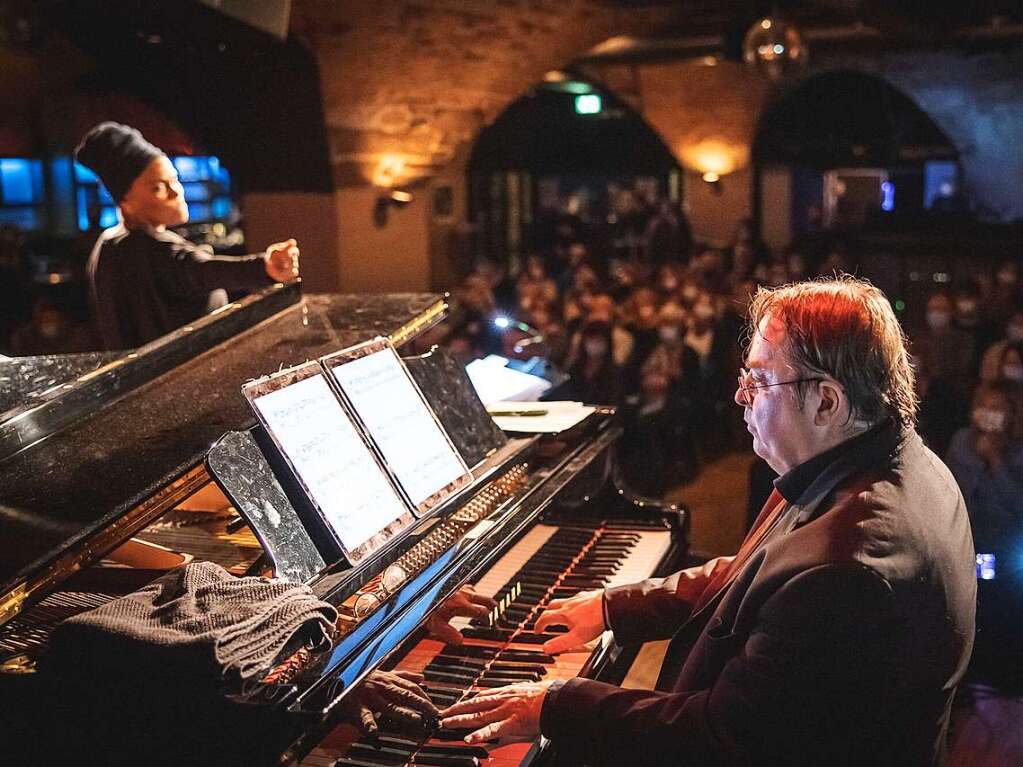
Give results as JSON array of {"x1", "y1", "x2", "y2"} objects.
[
  {"x1": 373, "y1": 189, "x2": 413, "y2": 228},
  {"x1": 701, "y1": 172, "x2": 723, "y2": 195}
]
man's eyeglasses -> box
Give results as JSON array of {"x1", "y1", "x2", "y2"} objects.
[{"x1": 736, "y1": 368, "x2": 823, "y2": 406}]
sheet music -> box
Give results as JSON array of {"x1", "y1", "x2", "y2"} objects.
[
  {"x1": 250, "y1": 373, "x2": 410, "y2": 551},
  {"x1": 329, "y1": 348, "x2": 467, "y2": 507}
]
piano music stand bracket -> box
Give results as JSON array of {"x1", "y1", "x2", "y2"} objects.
[{"x1": 205, "y1": 429, "x2": 329, "y2": 584}]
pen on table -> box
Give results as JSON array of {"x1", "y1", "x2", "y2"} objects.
[{"x1": 488, "y1": 409, "x2": 549, "y2": 417}]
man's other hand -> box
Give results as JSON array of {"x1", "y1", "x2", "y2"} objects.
[
  {"x1": 425, "y1": 585, "x2": 497, "y2": 645},
  {"x1": 535, "y1": 589, "x2": 605, "y2": 654},
  {"x1": 345, "y1": 670, "x2": 439, "y2": 735},
  {"x1": 440, "y1": 681, "x2": 550, "y2": 745},
  {"x1": 265, "y1": 238, "x2": 300, "y2": 282}
]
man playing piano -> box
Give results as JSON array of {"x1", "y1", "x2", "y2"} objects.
[
  {"x1": 441, "y1": 276, "x2": 976, "y2": 766},
  {"x1": 75, "y1": 122, "x2": 300, "y2": 350}
]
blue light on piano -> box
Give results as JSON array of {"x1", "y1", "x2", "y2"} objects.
[
  {"x1": 881, "y1": 181, "x2": 895, "y2": 212},
  {"x1": 301, "y1": 547, "x2": 460, "y2": 711}
]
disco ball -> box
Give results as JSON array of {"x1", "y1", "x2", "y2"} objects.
[{"x1": 742, "y1": 17, "x2": 808, "y2": 80}]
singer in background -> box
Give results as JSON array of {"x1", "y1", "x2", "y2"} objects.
[{"x1": 75, "y1": 122, "x2": 300, "y2": 350}]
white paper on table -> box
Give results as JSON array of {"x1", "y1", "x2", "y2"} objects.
[
  {"x1": 465, "y1": 355, "x2": 552, "y2": 404},
  {"x1": 485, "y1": 400, "x2": 595, "y2": 433}
]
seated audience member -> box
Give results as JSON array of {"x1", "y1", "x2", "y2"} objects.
[
  {"x1": 914, "y1": 291, "x2": 975, "y2": 453},
  {"x1": 686, "y1": 290, "x2": 738, "y2": 455},
  {"x1": 946, "y1": 382, "x2": 1023, "y2": 558},
  {"x1": 952, "y1": 280, "x2": 996, "y2": 375},
  {"x1": 995, "y1": 340, "x2": 1023, "y2": 438},
  {"x1": 516, "y1": 254, "x2": 558, "y2": 314},
  {"x1": 561, "y1": 321, "x2": 621, "y2": 406},
  {"x1": 9, "y1": 298, "x2": 94, "y2": 356},
  {"x1": 980, "y1": 307, "x2": 1023, "y2": 384}
]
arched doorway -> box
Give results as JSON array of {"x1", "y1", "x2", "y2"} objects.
[
  {"x1": 753, "y1": 69, "x2": 959, "y2": 256},
  {"x1": 467, "y1": 78, "x2": 682, "y2": 276}
]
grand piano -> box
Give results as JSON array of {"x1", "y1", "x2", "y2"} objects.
[{"x1": 0, "y1": 284, "x2": 688, "y2": 766}]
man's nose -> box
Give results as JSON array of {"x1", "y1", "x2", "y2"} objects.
[{"x1": 734, "y1": 386, "x2": 750, "y2": 408}]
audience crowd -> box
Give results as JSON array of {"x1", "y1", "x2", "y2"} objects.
[
  {"x1": 2, "y1": 182, "x2": 1022, "y2": 606},
  {"x1": 438, "y1": 184, "x2": 1023, "y2": 588}
]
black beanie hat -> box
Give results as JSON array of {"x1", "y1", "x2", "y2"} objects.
[{"x1": 74, "y1": 122, "x2": 165, "y2": 202}]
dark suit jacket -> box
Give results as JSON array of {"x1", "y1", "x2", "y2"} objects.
[
  {"x1": 541, "y1": 422, "x2": 976, "y2": 766},
  {"x1": 88, "y1": 224, "x2": 272, "y2": 350}
]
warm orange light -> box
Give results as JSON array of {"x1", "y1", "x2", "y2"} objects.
[
  {"x1": 678, "y1": 138, "x2": 749, "y2": 177},
  {"x1": 372, "y1": 154, "x2": 407, "y2": 188}
]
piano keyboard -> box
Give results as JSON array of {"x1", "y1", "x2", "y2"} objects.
[{"x1": 301, "y1": 520, "x2": 671, "y2": 767}]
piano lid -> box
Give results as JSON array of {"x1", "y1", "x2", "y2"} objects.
[{"x1": 0, "y1": 291, "x2": 446, "y2": 602}]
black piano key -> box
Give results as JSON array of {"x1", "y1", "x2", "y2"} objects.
[
  {"x1": 460, "y1": 627, "x2": 513, "y2": 641},
  {"x1": 420, "y1": 742, "x2": 490, "y2": 759},
  {"x1": 496, "y1": 649, "x2": 555, "y2": 663},
  {"x1": 427, "y1": 659, "x2": 484, "y2": 675},
  {"x1": 508, "y1": 631, "x2": 558, "y2": 645},
  {"x1": 334, "y1": 757, "x2": 394, "y2": 767},
  {"x1": 423, "y1": 669, "x2": 477, "y2": 685},
  {"x1": 434, "y1": 654, "x2": 486, "y2": 668},
  {"x1": 488, "y1": 661, "x2": 547, "y2": 674},
  {"x1": 413, "y1": 754, "x2": 481, "y2": 767},
  {"x1": 440, "y1": 644, "x2": 497, "y2": 658},
  {"x1": 345, "y1": 743, "x2": 413, "y2": 764},
  {"x1": 479, "y1": 670, "x2": 541, "y2": 683}
]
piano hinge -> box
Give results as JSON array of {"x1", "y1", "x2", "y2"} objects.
[
  {"x1": 389, "y1": 298, "x2": 448, "y2": 348},
  {"x1": 0, "y1": 582, "x2": 27, "y2": 625}
]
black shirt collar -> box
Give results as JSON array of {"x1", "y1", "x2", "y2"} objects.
[{"x1": 774, "y1": 420, "x2": 893, "y2": 505}]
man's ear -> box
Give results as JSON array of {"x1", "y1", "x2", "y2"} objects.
[{"x1": 815, "y1": 380, "x2": 845, "y2": 425}]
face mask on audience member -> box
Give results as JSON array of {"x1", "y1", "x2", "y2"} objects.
[
  {"x1": 973, "y1": 406, "x2": 1008, "y2": 434},
  {"x1": 584, "y1": 337, "x2": 608, "y2": 358},
  {"x1": 1003, "y1": 364, "x2": 1023, "y2": 383},
  {"x1": 659, "y1": 325, "x2": 681, "y2": 344},
  {"x1": 926, "y1": 310, "x2": 950, "y2": 331}
]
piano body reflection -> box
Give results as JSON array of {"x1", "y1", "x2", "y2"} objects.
[{"x1": 0, "y1": 284, "x2": 688, "y2": 766}]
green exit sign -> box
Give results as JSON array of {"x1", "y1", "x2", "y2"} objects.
[{"x1": 574, "y1": 93, "x2": 602, "y2": 115}]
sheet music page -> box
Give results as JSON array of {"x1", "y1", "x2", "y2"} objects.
[
  {"x1": 330, "y1": 348, "x2": 466, "y2": 507},
  {"x1": 251, "y1": 373, "x2": 410, "y2": 550}
]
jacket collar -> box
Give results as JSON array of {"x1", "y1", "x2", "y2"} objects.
[{"x1": 778, "y1": 419, "x2": 905, "y2": 527}]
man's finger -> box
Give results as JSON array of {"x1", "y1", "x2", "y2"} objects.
[
  {"x1": 533, "y1": 609, "x2": 568, "y2": 633},
  {"x1": 465, "y1": 719, "x2": 508, "y2": 745},
  {"x1": 427, "y1": 619, "x2": 464, "y2": 645},
  {"x1": 543, "y1": 628, "x2": 591, "y2": 655},
  {"x1": 382, "y1": 704, "x2": 423, "y2": 725},
  {"x1": 466, "y1": 591, "x2": 498, "y2": 609},
  {"x1": 440, "y1": 702, "x2": 509, "y2": 731},
  {"x1": 393, "y1": 670, "x2": 425, "y2": 684},
  {"x1": 389, "y1": 685, "x2": 440, "y2": 716},
  {"x1": 358, "y1": 704, "x2": 378, "y2": 734},
  {"x1": 440, "y1": 693, "x2": 507, "y2": 719}
]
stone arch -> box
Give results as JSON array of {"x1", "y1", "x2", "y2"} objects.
[
  {"x1": 751, "y1": 67, "x2": 959, "y2": 250},
  {"x1": 465, "y1": 78, "x2": 682, "y2": 271}
]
